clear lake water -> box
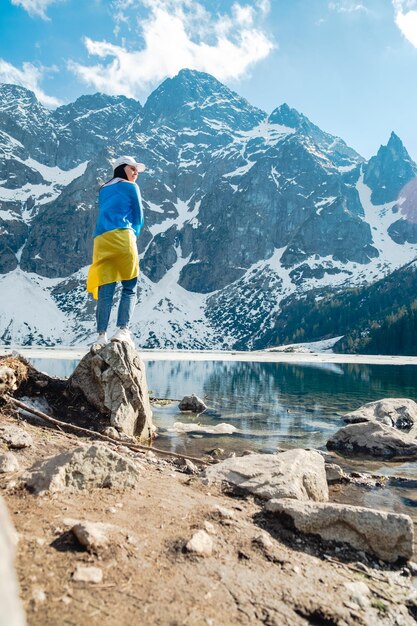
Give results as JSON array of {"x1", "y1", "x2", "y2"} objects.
[{"x1": 30, "y1": 357, "x2": 417, "y2": 539}]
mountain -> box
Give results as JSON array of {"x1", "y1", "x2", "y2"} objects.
[{"x1": 0, "y1": 70, "x2": 417, "y2": 350}]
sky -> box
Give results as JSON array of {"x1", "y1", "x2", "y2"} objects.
[{"x1": 1, "y1": 0, "x2": 417, "y2": 160}]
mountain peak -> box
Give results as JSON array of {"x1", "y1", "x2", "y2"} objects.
[
  {"x1": 141, "y1": 68, "x2": 264, "y2": 131},
  {"x1": 386, "y1": 131, "x2": 408, "y2": 156},
  {"x1": 0, "y1": 83, "x2": 40, "y2": 108},
  {"x1": 364, "y1": 132, "x2": 417, "y2": 204},
  {"x1": 268, "y1": 103, "x2": 306, "y2": 129}
]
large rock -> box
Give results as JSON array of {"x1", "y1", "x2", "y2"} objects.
[
  {"x1": 343, "y1": 398, "x2": 417, "y2": 429},
  {"x1": 327, "y1": 422, "x2": 417, "y2": 460},
  {"x1": 69, "y1": 342, "x2": 153, "y2": 439},
  {"x1": 203, "y1": 449, "x2": 328, "y2": 502},
  {"x1": 25, "y1": 444, "x2": 140, "y2": 495},
  {"x1": 0, "y1": 496, "x2": 26, "y2": 626},
  {"x1": 265, "y1": 498, "x2": 414, "y2": 563}
]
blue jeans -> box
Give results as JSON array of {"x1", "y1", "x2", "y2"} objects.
[{"x1": 96, "y1": 277, "x2": 138, "y2": 333}]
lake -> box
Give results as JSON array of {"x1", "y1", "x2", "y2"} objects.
[{"x1": 29, "y1": 356, "x2": 417, "y2": 532}]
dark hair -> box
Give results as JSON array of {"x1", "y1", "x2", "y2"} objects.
[
  {"x1": 113, "y1": 164, "x2": 129, "y2": 180},
  {"x1": 101, "y1": 163, "x2": 129, "y2": 188}
]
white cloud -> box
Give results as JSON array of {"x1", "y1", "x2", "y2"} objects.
[
  {"x1": 0, "y1": 59, "x2": 61, "y2": 107},
  {"x1": 10, "y1": 0, "x2": 63, "y2": 20},
  {"x1": 69, "y1": 0, "x2": 275, "y2": 98},
  {"x1": 328, "y1": 1, "x2": 369, "y2": 13},
  {"x1": 393, "y1": 1, "x2": 417, "y2": 47}
]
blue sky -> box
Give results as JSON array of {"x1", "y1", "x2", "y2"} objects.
[{"x1": 1, "y1": 0, "x2": 417, "y2": 160}]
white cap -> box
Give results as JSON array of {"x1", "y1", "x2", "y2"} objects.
[{"x1": 112, "y1": 155, "x2": 146, "y2": 172}]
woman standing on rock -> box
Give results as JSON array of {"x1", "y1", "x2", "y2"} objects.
[{"x1": 87, "y1": 156, "x2": 145, "y2": 349}]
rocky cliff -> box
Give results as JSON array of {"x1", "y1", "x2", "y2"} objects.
[{"x1": 0, "y1": 69, "x2": 416, "y2": 348}]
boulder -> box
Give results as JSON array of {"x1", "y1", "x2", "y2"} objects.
[
  {"x1": 0, "y1": 424, "x2": 33, "y2": 449},
  {"x1": 203, "y1": 449, "x2": 328, "y2": 502},
  {"x1": 25, "y1": 444, "x2": 140, "y2": 495},
  {"x1": 343, "y1": 398, "x2": 417, "y2": 430},
  {"x1": 0, "y1": 452, "x2": 20, "y2": 473},
  {"x1": 178, "y1": 394, "x2": 207, "y2": 413},
  {"x1": 327, "y1": 422, "x2": 417, "y2": 460},
  {"x1": 69, "y1": 342, "x2": 153, "y2": 439},
  {"x1": 0, "y1": 496, "x2": 26, "y2": 626},
  {"x1": 265, "y1": 498, "x2": 414, "y2": 562}
]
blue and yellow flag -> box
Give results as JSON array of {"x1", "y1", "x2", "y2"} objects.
[{"x1": 87, "y1": 180, "x2": 144, "y2": 299}]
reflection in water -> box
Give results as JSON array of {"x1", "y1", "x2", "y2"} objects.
[
  {"x1": 31, "y1": 357, "x2": 417, "y2": 457},
  {"x1": 29, "y1": 357, "x2": 417, "y2": 528}
]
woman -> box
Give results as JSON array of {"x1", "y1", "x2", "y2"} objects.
[{"x1": 87, "y1": 155, "x2": 145, "y2": 349}]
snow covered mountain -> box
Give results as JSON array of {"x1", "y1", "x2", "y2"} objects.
[{"x1": 1, "y1": 69, "x2": 417, "y2": 348}]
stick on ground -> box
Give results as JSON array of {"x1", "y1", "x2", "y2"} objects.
[{"x1": 4, "y1": 395, "x2": 212, "y2": 466}]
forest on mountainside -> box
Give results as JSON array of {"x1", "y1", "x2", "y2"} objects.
[{"x1": 258, "y1": 261, "x2": 417, "y2": 355}]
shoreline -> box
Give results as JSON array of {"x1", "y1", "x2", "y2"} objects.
[{"x1": 2, "y1": 345, "x2": 417, "y2": 365}]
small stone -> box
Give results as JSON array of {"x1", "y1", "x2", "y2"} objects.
[
  {"x1": 0, "y1": 452, "x2": 20, "y2": 473},
  {"x1": 62, "y1": 596, "x2": 72, "y2": 605},
  {"x1": 186, "y1": 530, "x2": 213, "y2": 557},
  {"x1": 325, "y1": 463, "x2": 348, "y2": 483},
  {"x1": 343, "y1": 581, "x2": 370, "y2": 609},
  {"x1": 207, "y1": 448, "x2": 225, "y2": 458},
  {"x1": 106, "y1": 507, "x2": 117, "y2": 514},
  {"x1": 72, "y1": 565, "x2": 103, "y2": 583},
  {"x1": 213, "y1": 505, "x2": 235, "y2": 520},
  {"x1": 0, "y1": 425, "x2": 33, "y2": 449},
  {"x1": 31, "y1": 587, "x2": 46, "y2": 605},
  {"x1": 408, "y1": 561, "x2": 417, "y2": 576},
  {"x1": 71, "y1": 521, "x2": 113, "y2": 552},
  {"x1": 203, "y1": 521, "x2": 216, "y2": 534},
  {"x1": 103, "y1": 427, "x2": 120, "y2": 440},
  {"x1": 182, "y1": 459, "x2": 199, "y2": 474},
  {"x1": 253, "y1": 533, "x2": 274, "y2": 550},
  {"x1": 354, "y1": 562, "x2": 369, "y2": 573}
]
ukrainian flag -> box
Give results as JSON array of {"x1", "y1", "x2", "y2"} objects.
[{"x1": 87, "y1": 180, "x2": 144, "y2": 300}]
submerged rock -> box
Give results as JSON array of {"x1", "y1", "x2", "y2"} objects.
[
  {"x1": 203, "y1": 449, "x2": 328, "y2": 502},
  {"x1": 265, "y1": 498, "x2": 414, "y2": 562},
  {"x1": 69, "y1": 342, "x2": 153, "y2": 440},
  {"x1": 25, "y1": 444, "x2": 140, "y2": 495},
  {"x1": 343, "y1": 398, "x2": 417, "y2": 430},
  {"x1": 172, "y1": 422, "x2": 237, "y2": 435},
  {"x1": 327, "y1": 422, "x2": 417, "y2": 460}
]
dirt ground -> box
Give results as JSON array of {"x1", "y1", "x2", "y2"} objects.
[{"x1": 1, "y1": 411, "x2": 417, "y2": 626}]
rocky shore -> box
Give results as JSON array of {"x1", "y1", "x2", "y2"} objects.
[{"x1": 1, "y1": 347, "x2": 417, "y2": 625}]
